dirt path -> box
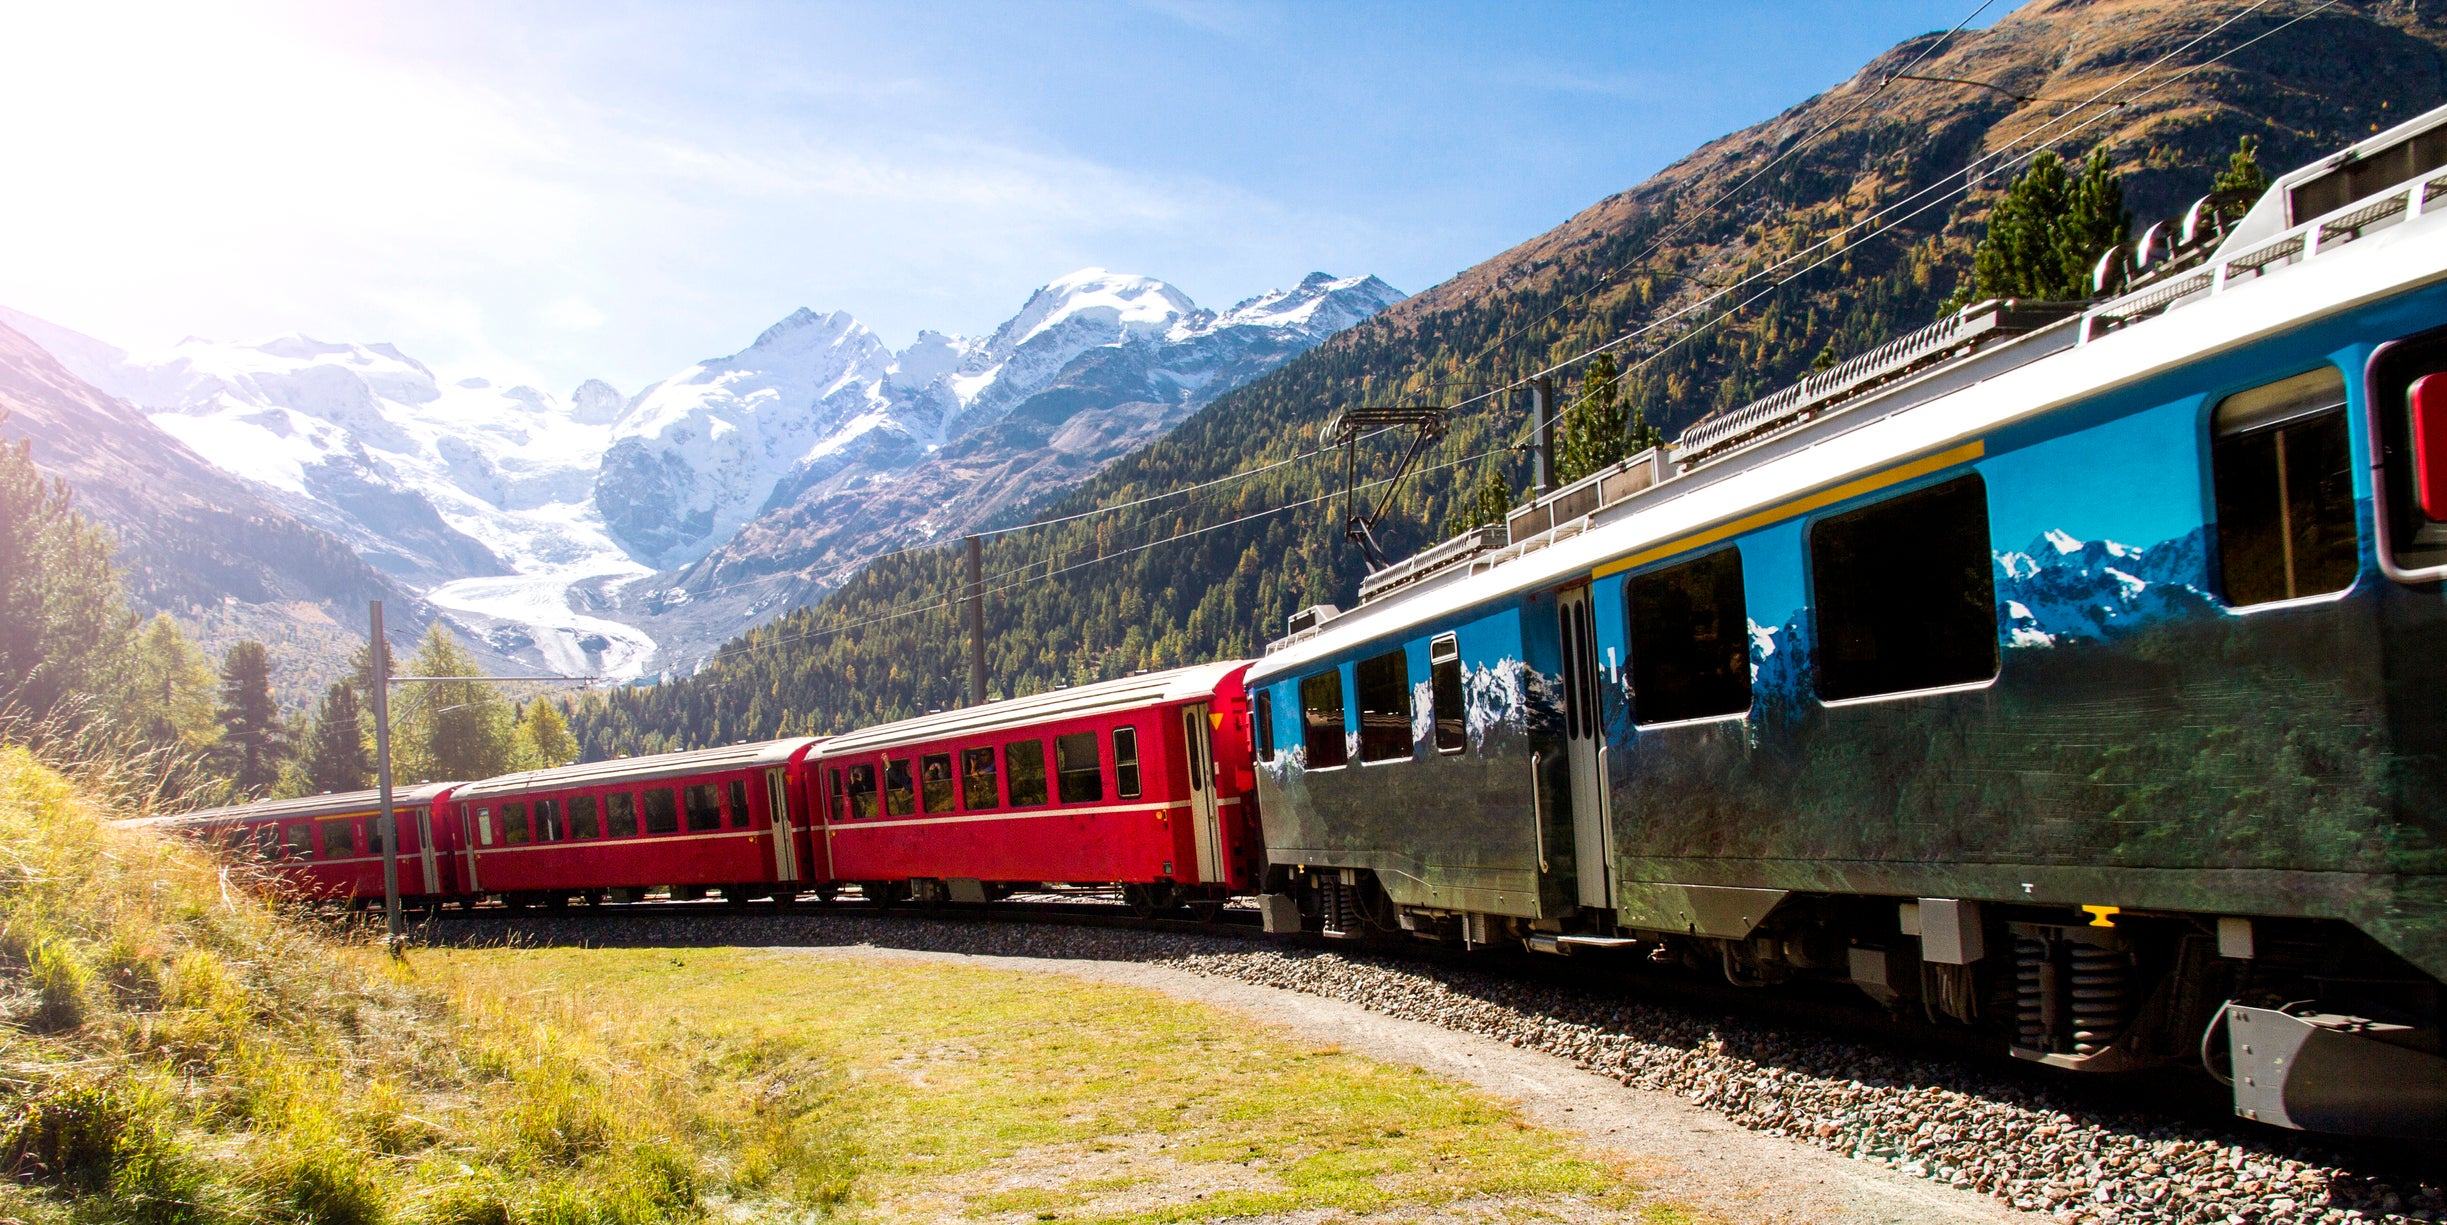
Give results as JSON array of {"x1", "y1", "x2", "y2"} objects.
[{"x1": 784, "y1": 943, "x2": 2037, "y2": 1225}]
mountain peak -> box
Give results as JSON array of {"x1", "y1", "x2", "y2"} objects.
[{"x1": 748, "y1": 307, "x2": 864, "y2": 354}]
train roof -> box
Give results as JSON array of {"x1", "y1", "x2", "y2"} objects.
[
  {"x1": 815, "y1": 660, "x2": 1250, "y2": 758},
  {"x1": 450, "y1": 736, "x2": 823, "y2": 802},
  {"x1": 128, "y1": 782, "x2": 463, "y2": 830},
  {"x1": 1251, "y1": 108, "x2": 2447, "y2": 684}
]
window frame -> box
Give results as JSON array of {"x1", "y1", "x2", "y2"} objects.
[
  {"x1": 2369, "y1": 335, "x2": 2447, "y2": 580},
  {"x1": 845, "y1": 763, "x2": 879, "y2": 819},
  {"x1": 1625, "y1": 545, "x2": 1755, "y2": 727},
  {"x1": 1054, "y1": 731, "x2": 1104, "y2": 804},
  {"x1": 1354, "y1": 648, "x2": 1413, "y2": 764},
  {"x1": 1112, "y1": 726, "x2": 1142, "y2": 799},
  {"x1": 2209, "y1": 365, "x2": 2360, "y2": 608},
  {"x1": 1299, "y1": 669, "x2": 1349, "y2": 770},
  {"x1": 683, "y1": 783, "x2": 724, "y2": 832},
  {"x1": 1806, "y1": 473, "x2": 2001, "y2": 704},
  {"x1": 920, "y1": 752, "x2": 956, "y2": 814},
  {"x1": 606, "y1": 791, "x2": 639, "y2": 838},
  {"x1": 535, "y1": 797, "x2": 563, "y2": 842},
  {"x1": 1252, "y1": 691, "x2": 1276, "y2": 762},
  {"x1": 1428, "y1": 634, "x2": 1465, "y2": 754},
  {"x1": 960, "y1": 747, "x2": 999, "y2": 810},
  {"x1": 569, "y1": 794, "x2": 602, "y2": 839},
  {"x1": 641, "y1": 787, "x2": 680, "y2": 835},
  {"x1": 1006, "y1": 739, "x2": 1049, "y2": 807}
]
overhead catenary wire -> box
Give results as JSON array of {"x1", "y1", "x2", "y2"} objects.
[
  {"x1": 1506, "y1": 0, "x2": 2321, "y2": 445},
  {"x1": 679, "y1": 0, "x2": 2331, "y2": 677}
]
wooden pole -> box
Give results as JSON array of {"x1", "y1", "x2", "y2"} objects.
[{"x1": 369, "y1": 601, "x2": 400, "y2": 946}]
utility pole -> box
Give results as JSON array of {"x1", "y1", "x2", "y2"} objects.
[
  {"x1": 369, "y1": 601, "x2": 400, "y2": 945},
  {"x1": 964, "y1": 534, "x2": 986, "y2": 706},
  {"x1": 1532, "y1": 377, "x2": 1559, "y2": 495}
]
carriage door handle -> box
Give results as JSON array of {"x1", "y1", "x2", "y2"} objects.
[{"x1": 1530, "y1": 751, "x2": 1549, "y2": 873}]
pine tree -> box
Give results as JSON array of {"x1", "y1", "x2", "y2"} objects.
[
  {"x1": 393, "y1": 624, "x2": 516, "y2": 783},
  {"x1": 1557, "y1": 353, "x2": 1629, "y2": 484},
  {"x1": 213, "y1": 641, "x2": 289, "y2": 794},
  {"x1": 0, "y1": 430, "x2": 134, "y2": 729},
  {"x1": 1811, "y1": 344, "x2": 1840, "y2": 372},
  {"x1": 511, "y1": 698, "x2": 578, "y2": 770},
  {"x1": 125, "y1": 613, "x2": 220, "y2": 751},
  {"x1": 1442, "y1": 467, "x2": 1517, "y2": 538},
  {"x1": 1956, "y1": 147, "x2": 2131, "y2": 306},
  {"x1": 2214, "y1": 135, "x2": 2270, "y2": 199},
  {"x1": 300, "y1": 681, "x2": 371, "y2": 793}
]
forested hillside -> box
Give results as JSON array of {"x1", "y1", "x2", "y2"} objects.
[{"x1": 571, "y1": 0, "x2": 2447, "y2": 756}]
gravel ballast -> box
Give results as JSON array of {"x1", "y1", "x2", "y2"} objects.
[{"x1": 428, "y1": 908, "x2": 2445, "y2": 1225}]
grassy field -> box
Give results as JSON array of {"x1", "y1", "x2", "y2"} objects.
[
  {"x1": 422, "y1": 947, "x2": 1690, "y2": 1224},
  {"x1": 0, "y1": 742, "x2": 1684, "y2": 1223}
]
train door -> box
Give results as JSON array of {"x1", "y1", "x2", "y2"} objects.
[
  {"x1": 765, "y1": 767, "x2": 800, "y2": 882},
  {"x1": 1555, "y1": 585, "x2": 1611, "y2": 909},
  {"x1": 416, "y1": 807, "x2": 440, "y2": 894},
  {"x1": 1181, "y1": 704, "x2": 1225, "y2": 884}
]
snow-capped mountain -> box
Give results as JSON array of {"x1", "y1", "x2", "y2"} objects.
[
  {"x1": 1994, "y1": 528, "x2": 2213, "y2": 647},
  {"x1": 1, "y1": 266, "x2": 1399, "y2": 680},
  {"x1": 597, "y1": 269, "x2": 1403, "y2": 574}
]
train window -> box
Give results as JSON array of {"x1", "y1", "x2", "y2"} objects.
[
  {"x1": 500, "y1": 802, "x2": 531, "y2": 844},
  {"x1": 1112, "y1": 727, "x2": 1141, "y2": 799},
  {"x1": 961, "y1": 748, "x2": 999, "y2": 810},
  {"x1": 1007, "y1": 740, "x2": 1048, "y2": 806},
  {"x1": 919, "y1": 754, "x2": 955, "y2": 814},
  {"x1": 256, "y1": 825, "x2": 280, "y2": 859},
  {"x1": 1810, "y1": 474, "x2": 1998, "y2": 701},
  {"x1": 2213, "y1": 368, "x2": 2357, "y2": 605},
  {"x1": 1055, "y1": 732, "x2": 1103, "y2": 803},
  {"x1": 224, "y1": 827, "x2": 246, "y2": 855},
  {"x1": 1628, "y1": 547, "x2": 1753, "y2": 724},
  {"x1": 1429, "y1": 635, "x2": 1465, "y2": 754},
  {"x1": 827, "y1": 768, "x2": 847, "y2": 821},
  {"x1": 399, "y1": 812, "x2": 418, "y2": 854},
  {"x1": 569, "y1": 795, "x2": 601, "y2": 839},
  {"x1": 1300, "y1": 670, "x2": 1348, "y2": 769},
  {"x1": 845, "y1": 763, "x2": 879, "y2": 818},
  {"x1": 1253, "y1": 692, "x2": 1275, "y2": 762},
  {"x1": 320, "y1": 820, "x2": 354, "y2": 858},
  {"x1": 728, "y1": 779, "x2": 751, "y2": 827},
  {"x1": 642, "y1": 787, "x2": 679, "y2": 835},
  {"x1": 284, "y1": 824, "x2": 312, "y2": 858},
  {"x1": 366, "y1": 816, "x2": 386, "y2": 855},
  {"x1": 884, "y1": 759, "x2": 916, "y2": 816},
  {"x1": 535, "y1": 798, "x2": 564, "y2": 842},
  {"x1": 1355, "y1": 649, "x2": 1412, "y2": 763},
  {"x1": 607, "y1": 792, "x2": 638, "y2": 837},
  {"x1": 683, "y1": 783, "x2": 723, "y2": 831}
]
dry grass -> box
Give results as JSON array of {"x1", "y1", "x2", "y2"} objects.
[
  {"x1": 0, "y1": 742, "x2": 850, "y2": 1224},
  {"x1": 418, "y1": 948, "x2": 1694, "y2": 1225}
]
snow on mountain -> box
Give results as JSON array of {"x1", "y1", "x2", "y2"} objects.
[
  {"x1": 1992, "y1": 528, "x2": 2214, "y2": 647},
  {"x1": 597, "y1": 268, "x2": 1404, "y2": 577},
  {"x1": 1, "y1": 265, "x2": 1399, "y2": 681},
  {"x1": 0, "y1": 307, "x2": 657, "y2": 679}
]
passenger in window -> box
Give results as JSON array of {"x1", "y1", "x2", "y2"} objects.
[
  {"x1": 961, "y1": 748, "x2": 999, "y2": 809},
  {"x1": 846, "y1": 764, "x2": 879, "y2": 818},
  {"x1": 1055, "y1": 732, "x2": 1103, "y2": 803},
  {"x1": 921, "y1": 754, "x2": 955, "y2": 813},
  {"x1": 885, "y1": 759, "x2": 916, "y2": 816},
  {"x1": 1007, "y1": 740, "x2": 1049, "y2": 806}
]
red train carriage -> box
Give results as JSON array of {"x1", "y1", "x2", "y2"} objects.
[
  {"x1": 131, "y1": 784, "x2": 466, "y2": 904},
  {"x1": 810, "y1": 661, "x2": 1261, "y2": 910},
  {"x1": 447, "y1": 738, "x2": 824, "y2": 905}
]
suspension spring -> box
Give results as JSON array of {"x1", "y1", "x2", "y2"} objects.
[
  {"x1": 2068, "y1": 943, "x2": 2135, "y2": 1056},
  {"x1": 1319, "y1": 879, "x2": 1358, "y2": 935},
  {"x1": 2015, "y1": 936, "x2": 2054, "y2": 1052}
]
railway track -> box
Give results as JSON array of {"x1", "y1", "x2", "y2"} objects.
[{"x1": 399, "y1": 894, "x2": 2447, "y2": 1225}]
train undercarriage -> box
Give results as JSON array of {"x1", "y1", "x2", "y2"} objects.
[{"x1": 1269, "y1": 866, "x2": 2447, "y2": 1138}]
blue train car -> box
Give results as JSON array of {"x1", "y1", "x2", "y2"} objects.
[{"x1": 1247, "y1": 108, "x2": 2447, "y2": 1136}]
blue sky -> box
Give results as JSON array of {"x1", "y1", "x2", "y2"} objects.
[{"x1": 0, "y1": 1, "x2": 2010, "y2": 393}]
